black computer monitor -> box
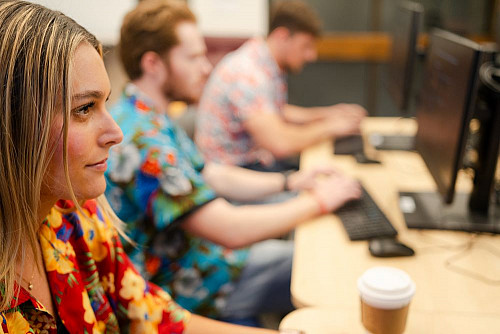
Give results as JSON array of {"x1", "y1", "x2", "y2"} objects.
[
  {"x1": 401, "y1": 29, "x2": 500, "y2": 233},
  {"x1": 370, "y1": 1, "x2": 423, "y2": 151},
  {"x1": 386, "y1": 1, "x2": 423, "y2": 113}
]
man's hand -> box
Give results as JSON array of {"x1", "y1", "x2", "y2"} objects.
[
  {"x1": 285, "y1": 166, "x2": 339, "y2": 191},
  {"x1": 324, "y1": 103, "x2": 367, "y2": 138},
  {"x1": 309, "y1": 173, "x2": 361, "y2": 213}
]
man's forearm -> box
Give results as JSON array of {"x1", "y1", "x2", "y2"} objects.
[
  {"x1": 202, "y1": 163, "x2": 286, "y2": 201},
  {"x1": 282, "y1": 104, "x2": 329, "y2": 124},
  {"x1": 183, "y1": 195, "x2": 320, "y2": 249}
]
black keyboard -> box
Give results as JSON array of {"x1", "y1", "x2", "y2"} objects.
[
  {"x1": 369, "y1": 134, "x2": 416, "y2": 151},
  {"x1": 335, "y1": 185, "x2": 398, "y2": 241},
  {"x1": 334, "y1": 135, "x2": 364, "y2": 155}
]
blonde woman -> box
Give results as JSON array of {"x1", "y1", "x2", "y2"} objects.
[{"x1": 0, "y1": 1, "x2": 286, "y2": 333}]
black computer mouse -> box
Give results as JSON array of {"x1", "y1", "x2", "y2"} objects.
[
  {"x1": 354, "y1": 152, "x2": 381, "y2": 164},
  {"x1": 368, "y1": 237, "x2": 415, "y2": 257}
]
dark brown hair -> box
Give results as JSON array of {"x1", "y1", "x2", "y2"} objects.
[{"x1": 269, "y1": 0, "x2": 322, "y2": 37}]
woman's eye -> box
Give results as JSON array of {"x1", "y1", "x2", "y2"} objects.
[{"x1": 73, "y1": 102, "x2": 95, "y2": 117}]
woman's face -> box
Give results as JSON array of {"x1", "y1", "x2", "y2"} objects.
[{"x1": 41, "y1": 42, "x2": 123, "y2": 203}]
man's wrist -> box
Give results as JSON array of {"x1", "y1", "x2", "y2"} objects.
[
  {"x1": 281, "y1": 170, "x2": 294, "y2": 192},
  {"x1": 310, "y1": 191, "x2": 329, "y2": 215}
]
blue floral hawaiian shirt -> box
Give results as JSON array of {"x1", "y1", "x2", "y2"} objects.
[{"x1": 105, "y1": 84, "x2": 249, "y2": 317}]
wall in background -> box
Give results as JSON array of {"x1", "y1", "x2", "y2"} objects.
[
  {"x1": 288, "y1": 0, "x2": 494, "y2": 116},
  {"x1": 189, "y1": 0, "x2": 268, "y2": 37},
  {"x1": 27, "y1": 0, "x2": 497, "y2": 117},
  {"x1": 27, "y1": 0, "x2": 136, "y2": 46}
]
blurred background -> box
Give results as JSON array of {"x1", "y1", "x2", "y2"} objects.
[{"x1": 28, "y1": 0, "x2": 500, "y2": 117}]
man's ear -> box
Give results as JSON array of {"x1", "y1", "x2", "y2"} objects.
[
  {"x1": 139, "y1": 51, "x2": 165, "y2": 77},
  {"x1": 269, "y1": 26, "x2": 292, "y2": 41}
]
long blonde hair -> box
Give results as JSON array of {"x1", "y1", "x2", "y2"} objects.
[{"x1": 0, "y1": 0, "x2": 116, "y2": 310}]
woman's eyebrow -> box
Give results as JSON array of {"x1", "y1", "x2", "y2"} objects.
[{"x1": 73, "y1": 90, "x2": 111, "y2": 100}]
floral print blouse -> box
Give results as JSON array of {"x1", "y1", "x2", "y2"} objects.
[
  {"x1": 105, "y1": 84, "x2": 249, "y2": 318},
  {"x1": 0, "y1": 200, "x2": 189, "y2": 334}
]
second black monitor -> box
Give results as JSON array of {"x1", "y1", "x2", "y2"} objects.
[
  {"x1": 370, "y1": 1, "x2": 423, "y2": 152},
  {"x1": 386, "y1": 1, "x2": 424, "y2": 113}
]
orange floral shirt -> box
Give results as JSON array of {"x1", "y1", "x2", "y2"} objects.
[{"x1": 0, "y1": 200, "x2": 190, "y2": 333}]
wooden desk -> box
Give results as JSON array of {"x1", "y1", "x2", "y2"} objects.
[
  {"x1": 279, "y1": 307, "x2": 500, "y2": 334},
  {"x1": 289, "y1": 117, "x2": 500, "y2": 332}
]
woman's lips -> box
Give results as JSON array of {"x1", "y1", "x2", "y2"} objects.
[{"x1": 86, "y1": 158, "x2": 108, "y2": 171}]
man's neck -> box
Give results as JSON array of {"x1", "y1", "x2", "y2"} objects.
[
  {"x1": 131, "y1": 77, "x2": 170, "y2": 114},
  {"x1": 266, "y1": 37, "x2": 285, "y2": 71}
]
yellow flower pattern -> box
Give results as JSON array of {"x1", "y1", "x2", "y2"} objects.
[
  {"x1": 45, "y1": 207, "x2": 63, "y2": 228},
  {"x1": 79, "y1": 210, "x2": 111, "y2": 262},
  {"x1": 82, "y1": 291, "x2": 97, "y2": 325},
  {"x1": 3, "y1": 312, "x2": 31, "y2": 333},
  {"x1": 39, "y1": 224, "x2": 75, "y2": 275},
  {"x1": 119, "y1": 267, "x2": 146, "y2": 301},
  {"x1": 101, "y1": 272, "x2": 115, "y2": 294}
]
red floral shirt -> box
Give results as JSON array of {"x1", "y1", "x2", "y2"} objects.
[{"x1": 0, "y1": 200, "x2": 190, "y2": 333}]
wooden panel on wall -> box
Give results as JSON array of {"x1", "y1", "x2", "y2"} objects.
[
  {"x1": 316, "y1": 32, "x2": 493, "y2": 62},
  {"x1": 316, "y1": 32, "x2": 391, "y2": 62}
]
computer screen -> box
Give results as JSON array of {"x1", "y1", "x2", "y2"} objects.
[
  {"x1": 386, "y1": 1, "x2": 423, "y2": 113},
  {"x1": 369, "y1": 2, "x2": 423, "y2": 152},
  {"x1": 415, "y1": 29, "x2": 491, "y2": 203},
  {"x1": 402, "y1": 29, "x2": 500, "y2": 233}
]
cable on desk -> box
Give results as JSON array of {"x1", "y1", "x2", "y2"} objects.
[
  {"x1": 409, "y1": 230, "x2": 478, "y2": 255},
  {"x1": 443, "y1": 234, "x2": 500, "y2": 286}
]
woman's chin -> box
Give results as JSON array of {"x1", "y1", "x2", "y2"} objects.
[{"x1": 73, "y1": 181, "x2": 106, "y2": 201}]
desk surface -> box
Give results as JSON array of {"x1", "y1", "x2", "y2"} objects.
[
  {"x1": 289, "y1": 117, "x2": 500, "y2": 331},
  {"x1": 279, "y1": 307, "x2": 500, "y2": 334}
]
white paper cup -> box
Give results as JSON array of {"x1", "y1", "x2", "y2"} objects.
[{"x1": 358, "y1": 267, "x2": 416, "y2": 334}]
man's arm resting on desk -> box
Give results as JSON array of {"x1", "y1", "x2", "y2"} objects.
[
  {"x1": 245, "y1": 112, "x2": 359, "y2": 158},
  {"x1": 183, "y1": 174, "x2": 361, "y2": 249},
  {"x1": 202, "y1": 163, "x2": 338, "y2": 202},
  {"x1": 182, "y1": 195, "x2": 321, "y2": 249},
  {"x1": 282, "y1": 103, "x2": 366, "y2": 126}
]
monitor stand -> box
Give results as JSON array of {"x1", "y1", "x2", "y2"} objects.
[
  {"x1": 369, "y1": 133, "x2": 416, "y2": 151},
  {"x1": 399, "y1": 191, "x2": 500, "y2": 234}
]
